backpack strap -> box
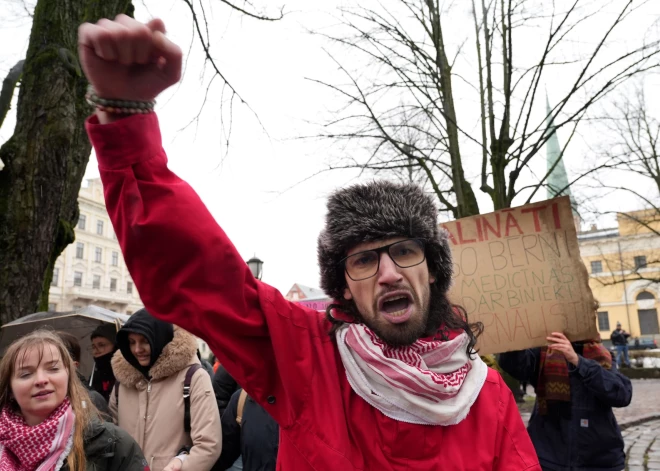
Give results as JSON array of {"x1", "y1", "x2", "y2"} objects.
[
  {"x1": 235, "y1": 389, "x2": 248, "y2": 427},
  {"x1": 183, "y1": 364, "x2": 203, "y2": 434}
]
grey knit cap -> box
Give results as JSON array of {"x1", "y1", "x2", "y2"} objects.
[{"x1": 317, "y1": 181, "x2": 453, "y2": 301}]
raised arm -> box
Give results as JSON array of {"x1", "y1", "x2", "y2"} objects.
[{"x1": 80, "y1": 15, "x2": 316, "y2": 424}]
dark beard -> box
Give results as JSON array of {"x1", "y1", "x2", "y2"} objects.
[
  {"x1": 348, "y1": 283, "x2": 456, "y2": 347},
  {"x1": 326, "y1": 283, "x2": 482, "y2": 354}
]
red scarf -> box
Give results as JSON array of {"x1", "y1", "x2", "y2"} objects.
[
  {"x1": 0, "y1": 398, "x2": 75, "y2": 471},
  {"x1": 537, "y1": 342, "x2": 612, "y2": 415}
]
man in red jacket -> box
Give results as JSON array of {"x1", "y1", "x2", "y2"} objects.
[{"x1": 79, "y1": 15, "x2": 540, "y2": 470}]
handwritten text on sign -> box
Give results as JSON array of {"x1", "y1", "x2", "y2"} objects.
[{"x1": 442, "y1": 196, "x2": 597, "y2": 355}]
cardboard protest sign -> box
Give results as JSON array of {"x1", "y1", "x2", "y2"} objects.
[{"x1": 442, "y1": 196, "x2": 598, "y2": 355}]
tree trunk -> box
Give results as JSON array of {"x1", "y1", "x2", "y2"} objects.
[
  {"x1": 427, "y1": 0, "x2": 480, "y2": 218},
  {"x1": 0, "y1": 0, "x2": 133, "y2": 325}
]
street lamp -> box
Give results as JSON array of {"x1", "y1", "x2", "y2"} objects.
[{"x1": 246, "y1": 255, "x2": 264, "y2": 280}]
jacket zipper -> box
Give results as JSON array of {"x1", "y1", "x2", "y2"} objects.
[{"x1": 144, "y1": 380, "x2": 152, "y2": 461}]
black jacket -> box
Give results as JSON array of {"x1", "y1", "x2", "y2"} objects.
[
  {"x1": 215, "y1": 389, "x2": 279, "y2": 471},
  {"x1": 61, "y1": 419, "x2": 148, "y2": 471},
  {"x1": 499, "y1": 347, "x2": 632, "y2": 471},
  {"x1": 212, "y1": 365, "x2": 238, "y2": 416},
  {"x1": 91, "y1": 351, "x2": 117, "y2": 402},
  {"x1": 77, "y1": 371, "x2": 110, "y2": 418},
  {"x1": 610, "y1": 328, "x2": 630, "y2": 346}
]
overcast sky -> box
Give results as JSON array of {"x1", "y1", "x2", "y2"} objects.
[{"x1": 1, "y1": 0, "x2": 659, "y2": 295}]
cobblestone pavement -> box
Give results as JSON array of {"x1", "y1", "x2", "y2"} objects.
[
  {"x1": 519, "y1": 379, "x2": 660, "y2": 426},
  {"x1": 623, "y1": 419, "x2": 660, "y2": 471},
  {"x1": 615, "y1": 380, "x2": 660, "y2": 425}
]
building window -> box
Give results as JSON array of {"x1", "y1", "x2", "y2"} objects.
[
  {"x1": 78, "y1": 215, "x2": 86, "y2": 230},
  {"x1": 97, "y1": 220, "x2": 104, "y2": 236},
  {"x1": 597, "y1": 311, "x2": 610, "y2": 331},
  {"x1": 76, "y1": 242, "x2": 84, "y2": 259},
  {"x1": 51, "y1": 268, "x2": 59, "y2": 287},
  {"x1": 74, "y1": 271, "x2": 83, "y2": 287},
  {"x1": 112, "y1": 251, "x2": 119, "y2": 267},
  {"x1": 127, "y1": 281, "x2": 133, "y2": 294},
  {"x1": 637, "y1": 291, "x2": 654, "y2": 301},
  {"x1": 110, "y1": 278, "x2": 117, "y2": 292},
  {"x1": 93, "y1": 275, "x2": 101, "y2": 289},
  {"x1": 590, "y1": 261, "x2": 603, "y2": 274},
  {"x1": 634, "y1": 255, "x2": 647, "y2": 270},
  {"x1": 48, "y1": 303, "x2": 57, "y2": 312},
  {"x1": 95, "y1": 247, "x2": 103, "y2": 263}
]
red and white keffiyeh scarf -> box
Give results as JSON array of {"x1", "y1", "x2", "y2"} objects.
[
  {"x1": 337, "y1": 323, "x2": 487, "y2": 425},
  {"x1": 0, "y1": 398, "x2": 75, "y2": 471}
]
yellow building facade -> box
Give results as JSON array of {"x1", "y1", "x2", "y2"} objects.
[{"x1": 579, "y1": 209, "x2": 660, "y2": 340}]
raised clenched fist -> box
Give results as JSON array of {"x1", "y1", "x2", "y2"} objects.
[{"x1": 78, "y1": 15, "x2": 182, "y2": 102}]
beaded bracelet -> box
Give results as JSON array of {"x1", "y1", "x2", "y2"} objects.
[{"x1": 85, "y1": 85, "x2": 156, "y2": 115}]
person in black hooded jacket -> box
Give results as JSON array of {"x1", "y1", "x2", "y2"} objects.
[
  {"x1": 90, "y1": 324, "x2": 118, "y2": 402},
  {"x1": 111, "y1": 308, "x2": 221, "y2": 471}
]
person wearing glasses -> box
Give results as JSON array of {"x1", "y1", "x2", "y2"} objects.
[{"x1": 79, "y1": 15, "x2": 540, "y2": 470}]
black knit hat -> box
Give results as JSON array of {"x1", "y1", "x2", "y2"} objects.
[
  {"x1": 91, "y1": 323, "x2": 117, "y2": 345},
  {"x1": 317, "y1": 180, "x2": 453, "y2": 301}
]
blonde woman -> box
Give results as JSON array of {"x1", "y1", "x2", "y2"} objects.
[{"x1": 0, "y1": 330, "x2": 148, "y2": 471}]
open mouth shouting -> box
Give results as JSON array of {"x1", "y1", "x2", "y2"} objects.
[{"x1": 378, "y1": 291, "x2": 413, "y2": 324}]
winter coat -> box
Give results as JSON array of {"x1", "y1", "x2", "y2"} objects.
[
  {"x1": 89, "y1": 112, "x2": 540, "y2": 471},
  {"x1": 77, "y1": 371, "x2": 110, "y2": 418},
  {"x1": 212, "y1": 365, "x2": 239, "y2": 416},
  {"x1": 110, "y1": 325, "x2": 222, "y2": 471},
  {"x1": 199, "y1": 355, "x2": 215, "y2": 378},
  {"x1": 215, "y1": 389, "x2": 279, "y2": 471},
  {"x1": 61, "y1": 419, "x2": 149, "y2": 471},
  {"x1": 610, "y1": 329, "x2": 629, "y2": 346},
  {"x1": 499, "y1": 347, "x2": 632, "y2": 471},
  {"x1": 91, "y1": 350, "x2": 118, "y2": 402}
]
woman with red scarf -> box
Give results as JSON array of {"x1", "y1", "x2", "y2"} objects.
[{"x1": 0, "y1": 330, "x2": 149, "y2": 471}]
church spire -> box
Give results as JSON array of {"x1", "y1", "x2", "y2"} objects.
[{"x1": 546, "y1": 94, "x2": 580, "y2": 228}]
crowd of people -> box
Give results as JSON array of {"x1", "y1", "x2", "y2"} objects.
[{"x1": 0, "y1": 14, "x2": 638, "y2": 471}]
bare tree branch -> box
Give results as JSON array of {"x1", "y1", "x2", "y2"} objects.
[{"x1": 0, "y1": 60, "x2": 24, "y2": 131}]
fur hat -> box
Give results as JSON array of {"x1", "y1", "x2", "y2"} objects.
[{"x1": 317, "y1": 180, "x2": 453, "y2": 300}]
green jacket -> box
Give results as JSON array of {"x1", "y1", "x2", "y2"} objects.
[{"x1": 61, "y1": 419, "x2": 149, "y2": 471}]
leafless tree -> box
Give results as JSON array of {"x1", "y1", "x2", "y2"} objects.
[
  {"x1": 583, "y1": 83, "x2": 660, "y2": 286},
  {"x1": 0, "y1": 0, "x2": 282, "y2": 324},
  {"x1": 310, "y1": 0, "x2": 660, "y2": 219}
]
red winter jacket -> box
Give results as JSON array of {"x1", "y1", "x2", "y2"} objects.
[{"x1": 87, "y1": 113, "x2": 541, "y2": 471}]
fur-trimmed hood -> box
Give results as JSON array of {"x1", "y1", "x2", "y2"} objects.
[{"x1": 111, "y1": 326, "x2": 199, "y2": 387}]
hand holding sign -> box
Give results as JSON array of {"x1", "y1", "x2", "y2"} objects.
[{"x1": 547, "y1": 332, "x2": 579, "y2": 366}]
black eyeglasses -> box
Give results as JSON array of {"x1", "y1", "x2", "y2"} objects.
[{"x1": 340, "y1": 238, "x2": 427, "y2": 281}]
